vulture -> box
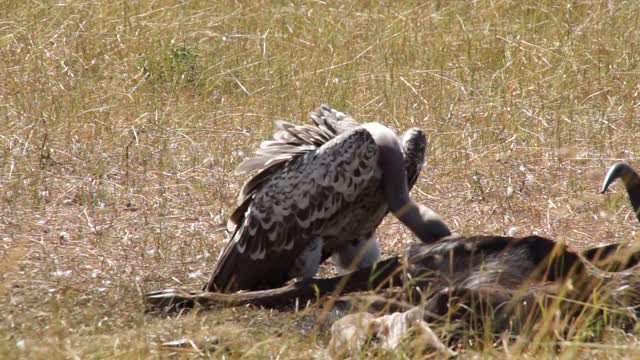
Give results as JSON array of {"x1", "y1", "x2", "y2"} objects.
[
  {"x1": 205, "y1": 105, "x2": 451, "y2": 293},
  {"x1": 600, "y1": 162, "x2": 640, "y2": 223}
]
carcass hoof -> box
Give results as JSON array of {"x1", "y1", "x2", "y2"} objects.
[{"x1": 145, "y1": 288, "x2": 198, "y2": 314}]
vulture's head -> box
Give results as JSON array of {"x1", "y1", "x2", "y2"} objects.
[
  {"x1": 600, "y1": 162, "x2": 640, "y2": 194},
  {"x1": 600, "y1": 162, "x2": 640, "y2": 223}
]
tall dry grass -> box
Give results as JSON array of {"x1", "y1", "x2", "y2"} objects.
[{"x1": 1, "y1": 0, "x2": 639, "y2": 358}]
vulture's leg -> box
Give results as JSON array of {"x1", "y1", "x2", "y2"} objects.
[
  {"x1": 600, "y1": 162, "x2": 640, "y2": 223},
  {"x1": 293, "y1": 237, "x2": 324, "y2": 281},
  {"x1": 332, "y1": 232, "x2": 381, "y2": 275},
  {"x1": 362, "y1": 123, "x2": 451, "y2": 243}
]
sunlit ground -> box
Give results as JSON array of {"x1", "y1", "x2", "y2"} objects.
[{"x1": 1, "y1": 1, "x2": 639, "y2": 358}]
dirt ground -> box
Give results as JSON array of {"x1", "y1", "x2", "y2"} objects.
[{"x1": 1, "y1": 1, "x2": 639, "y2": 358}]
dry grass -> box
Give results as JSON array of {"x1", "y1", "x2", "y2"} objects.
[{"x1": 1, "y1": 0, "x2": 639, "y2": 358}]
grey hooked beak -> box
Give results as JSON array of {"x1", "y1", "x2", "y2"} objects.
[
  {"x1": 600, "y1": 162, "x2": 636, "y2": 194},
  {"x1": 600, "y1": 162, "x2": 640, "y2": 224}
]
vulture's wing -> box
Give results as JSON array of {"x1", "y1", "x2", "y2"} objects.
[
  {"x1": 207, "y1": 111, "x2": 380, "y2": 293},
  {"x1": 401, "y1": 128, "x2": 427, "y2": 191},
  {"x1": 309, "y1": 104, "x2": 361, "y2": 134},
  {"x1": 226, "y1": 105, "x2": 361, "y2": 232}
]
